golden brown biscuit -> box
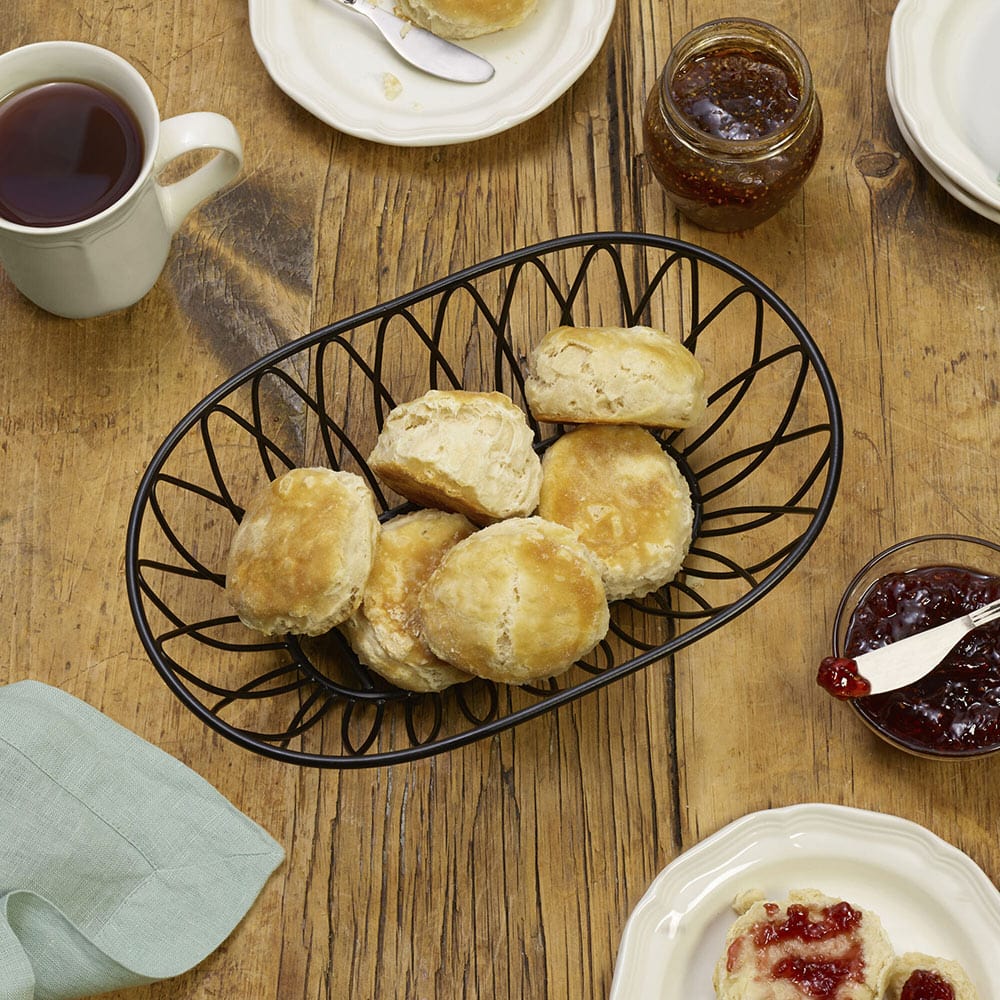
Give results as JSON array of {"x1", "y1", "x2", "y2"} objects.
[
  {"x1": 524, "y1": 324, "x2": 707, "y2": 429},
  {"x1": 396, "y1": 0, "x2": 536, "y2": 38},
  {"x1": 712, "y1": 889, "x2": 894, "y2": 1000},
  {"x1": 537, "y1": 424, "x2": 693, "y2": 601},
  {"x1": 225, "y1": 467, "x2": 379, "y2": 637},
  {"x1": 340, "y1": 509, "x2": 477, "y2": 692},
  {"x1": 417, "y1": 517, "x2": 609, "y2": 683},
  {"x1": 884, "y1": 953, "x2": 980, "y2": 1000},
  {"x1": 367, "y1": 389, "x2": 541, "y2": 524}
]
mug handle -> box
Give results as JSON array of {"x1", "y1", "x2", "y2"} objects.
[{"x1": 154, "y1": 112, "x2": 244, "y2": 233}]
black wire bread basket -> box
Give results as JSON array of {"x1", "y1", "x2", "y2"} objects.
[{"x1": 126, "y1": 233, "x2": 843, "y2": 767}]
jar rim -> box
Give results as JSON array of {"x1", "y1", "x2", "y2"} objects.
[{"x1": 658, "y1": 17, "x2": 816, "y2": 156}]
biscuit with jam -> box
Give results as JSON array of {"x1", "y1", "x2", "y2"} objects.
[
  {"x1": 712, "y1": 888, "x2": 893, "y2": 1000},
  {"x1": 884, "y1": 953, "x2": 980, "y2": 1000}
]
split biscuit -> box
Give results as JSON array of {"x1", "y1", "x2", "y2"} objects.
[
  {"x1": 417, "y1": 516, "x2": 609, "y2": 684},
  {"x1": 226, "y1": 467, "x2": 379, "y2": 637},
  {"x1": 524, "y1": 324, "x2": 707, "y2": 429},
  {"x1": 537, "y1": 424, "x2": 693, "y2": 601},
  {"x1": 884, "y1": 953, "x2": 980, "y2": 1000},
  {"x1": 368, "y1": 389, "x2": 542, "y2": 524},
  {"x1": 713, "y1": 888, "x2": 894, "y2": 1000},
  {"x1": 396, "y1": 0, "x2": 537, "y2": 39},
  {"x1": 340, "y1": 509, "x2": 477, "y2": 692}
]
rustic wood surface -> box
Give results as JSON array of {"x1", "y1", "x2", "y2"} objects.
[{"x1": 2, "y1": 0, "x2": 998, "y2": 997}]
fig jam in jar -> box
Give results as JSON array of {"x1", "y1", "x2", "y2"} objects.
[{"x1": 643, "y1": 18, "x2": 823, "y2": 231}]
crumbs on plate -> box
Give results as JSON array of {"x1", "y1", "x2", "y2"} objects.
[{"x1": 382, "y1": 73, "x2": 403, "y2": 100}]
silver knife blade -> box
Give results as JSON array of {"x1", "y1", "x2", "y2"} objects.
[
  {"x1": 332, "y1": 0, "x2": 495, "y2": 84},
  {"x1": 852, "y1": 614, "x2": 975, "y2": 695}
]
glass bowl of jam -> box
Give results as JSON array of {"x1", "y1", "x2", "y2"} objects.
[
  {"x1": 832, "y1": 534, "x2": 1000, "y2": 759},
  {"x1": 642, "y1": 17, "x2": 823, "y2": 232}
]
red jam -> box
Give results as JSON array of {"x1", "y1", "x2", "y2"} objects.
[
  {"x1": 772, "y1": 954, "x2": 864, "y2": 998},
  {"x1": 753, "y1": 901, "x2": 862, "y2": 946},
  {"x1": 817, "y1": 657, "x2": 872, "y2": 699},
  {"x1": 642, "y1": 19, "x2": 823, "y2": 231},
  {"x1": 733, "y1": 902, "x2": 866, "y2": 999},
  {"x1": 845, "y1": 565, "x2": 1000, "y2": 756},
  {"x1": 900, "y1": 969, "x2": 956, "y2": 1000}
]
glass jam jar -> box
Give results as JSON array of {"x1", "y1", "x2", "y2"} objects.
[{"x1": 643, "y1": 18, "x2": 823, "y2": 232}]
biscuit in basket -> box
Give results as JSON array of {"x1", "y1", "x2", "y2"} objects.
[
  {"x1": 367, "y1": 389, "x2": 542, "y2": 524},
  {"x1": 417, "y1": 516, "x2": 609, "y2": 684},
  {"x1": 712, "y1": 888, "x2": 893, "y2": 1000},
  {"x1": 884, "y1": 953, "x2": 980, "y2": 1000},
  {"x1": 226, "y1": 467, "x2": 379, "y2": 637},
  {"x1": 537, "y1": 424, "x2": 693, "y2": 601},
  {"x1": 524, "y1": 324, "x2": 707, "y2": 429},
  {"x1": 395, "y1": 0, "x2": 537, "y2": 39},
  {"x1": 340, "y1": 509, "x2": 477, "y2": 692}
]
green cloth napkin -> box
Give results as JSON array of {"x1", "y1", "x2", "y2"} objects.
[{"x1": 0, "y1": 680, "x2": 285, "y2": 1000}]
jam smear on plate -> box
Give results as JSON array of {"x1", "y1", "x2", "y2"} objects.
[
  {"x1": 899, "y1": 969, "x2": 956, "y2": 1000},
  {"x1": 844, "y1": 565, "x2": 1000, "y2": 756}
]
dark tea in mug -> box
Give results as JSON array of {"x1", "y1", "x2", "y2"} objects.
[{"x1": 0, "y1": 80, "x2": 144, "y2": 227}]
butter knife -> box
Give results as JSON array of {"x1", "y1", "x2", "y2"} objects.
[
  {"x1": 822, "y1": 595, "x2": 1000, "y2": 697},
  {"x1": 330, "y1": 0, "x2": 495, "y2": 83}
]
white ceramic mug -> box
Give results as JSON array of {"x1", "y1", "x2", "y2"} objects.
[{"x1": 0, "y1": 41, "x2": 243, "y2": 319}]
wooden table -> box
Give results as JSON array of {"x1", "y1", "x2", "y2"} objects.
[{"x1": 2, "y1": 0, "x2": 998, "y2": 997}]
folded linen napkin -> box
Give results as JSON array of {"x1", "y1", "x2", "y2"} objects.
[{"x1": 0, "y1": 680, "x2": 285, "y2": 1000}]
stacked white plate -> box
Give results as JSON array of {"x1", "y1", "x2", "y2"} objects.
[{"x1": 887, "y1": 0, "x2": 1000, "y2": 224}]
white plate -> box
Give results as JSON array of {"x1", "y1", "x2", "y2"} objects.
[
  {"x1": 609, "y1": 803, "x2": 1000, "y2": 1000},
  {"x1": 886, "y1": 54, "x2": 1000, "y2": 225},
  {"x1": 248, "y1": 0, "x2": 616, "y2": 146},
  {"x1": 888, "y1": 0, "x2": 1000, "y2": 210}
]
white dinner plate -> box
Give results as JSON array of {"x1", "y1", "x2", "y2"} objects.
[
  {"x1": 886, "y1": 55, "x2": 1000, "y2": 226},
  {"x1": 888, "y1": 0, "x2": 1000, "y2": 211},
  {"x1": 248, "y1": 0, "x2": 616, "y2": 146},
  {"x1": 609, "y1": 803, "x2": 999, "y2": 1000}
]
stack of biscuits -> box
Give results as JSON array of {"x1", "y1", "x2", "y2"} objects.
[
  {"x1": 714, "y1": 889, "x2": 980, "y2": 1000},
  {"x1": 225, "y1": 323, "x2": 707, "y2": 693}
]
